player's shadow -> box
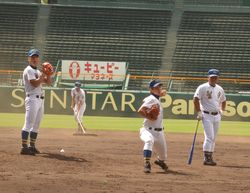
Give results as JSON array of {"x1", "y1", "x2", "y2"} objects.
[
  {"x1": 219, "y1": 165, "x2": 250, "y2": 169},
  {"x1": 156, "y1": 169, "x2": 190, "y2": 175},
  {"x1": 40, "y1": 153, "x2": 88, "y2": 163},
  {"x1": 84, "y1": 133, "x2": 98, "y2": 136},
  {"x1": 73, "y1": 133, "x2": 98, "y2": 137}
]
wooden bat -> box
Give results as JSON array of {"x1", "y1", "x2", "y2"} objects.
[{"x1": 76, "y1": 111, "x2": 86, "y2": 134}]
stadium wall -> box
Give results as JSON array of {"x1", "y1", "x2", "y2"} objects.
[{"x1": 0, "y1": 87, "x2": 249, "y2": 121}]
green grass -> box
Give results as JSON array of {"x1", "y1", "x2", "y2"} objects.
[{"x1": 0, "y1": 113, "x2": 249, "y2": 136}]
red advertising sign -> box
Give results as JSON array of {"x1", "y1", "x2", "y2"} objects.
[{"x1": 68, "y1": 61, "x2": 80, "y2": 78}]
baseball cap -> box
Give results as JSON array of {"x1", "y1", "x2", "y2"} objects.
[
  {"x1": 28, "y1": 49, "x2": 40, "y2": 57},
  {"x1": 208, "y1": 69, "x2": 220, "y2": 77},
  {"x1": 74, "y1": 81, "x2": 81, "y2": 88},
  {"x1": 149, "y1": 79, "x2": 162, "y2": 88}
]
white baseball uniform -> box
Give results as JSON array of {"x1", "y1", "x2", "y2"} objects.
[
  {"x1": 194, "y1": 82, "x2": 226, "y2": 152},
  {"x1": 71, "y1": 87, "x2": 86, "y2": 122},
  {"x1": 22, "y1": 65, "x2": 44, "y2": 133},
  {"x1": 139, "y1": 95, "x2": 167, "y2": 161}
]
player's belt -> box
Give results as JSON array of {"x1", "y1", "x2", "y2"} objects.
[
  {"x1": 203, "y1": 111, "x2": 218, "y2": 115},
  {"x1": 148, "y1": 127, "x2": 163, "y2": 131},
  {"x1": 27, "y1": 94, "x2": 44, "y2": 99}
]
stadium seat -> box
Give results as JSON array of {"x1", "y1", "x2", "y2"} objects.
[
  {"x1": 44, "y1": 6, "x2": 172, "y2": 90},
  {"x1": 0, "y1": 4, "x2": 38, "y2": 71}
]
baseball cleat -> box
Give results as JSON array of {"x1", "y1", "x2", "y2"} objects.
[
  {"x1": 144, "y1": 161, "x2": 151, "y2": 173},
  {"x1": 203, "y1": 152, "x2": 217, "y2": 166},
  {"x1": 203, "y1": 160, "x2": 217, "y2": 166},
  {"x1": 20, "y1": 147, "x2": 35, "y2": 156},
  {"x1": 154, "y1": 160, "x2": 168, "y2": 172},
  {"x1": 29, "y1": 146, "x2": 40, "y2": 154}
]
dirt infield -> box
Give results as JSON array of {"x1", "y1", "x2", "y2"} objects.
[{"x1": 0, "y1": 128, "x2": 250, "y2": 193}]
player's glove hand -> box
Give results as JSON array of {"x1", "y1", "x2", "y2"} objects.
[
  {"x1": 197, "y1": 111, "x2": 202, "y2": 120},
  {"x1": 42, "y1": 62, "x2": 54, "y2": 76},
  {"x1": 147, "y1": 104, "x2": 160, "y2": 121}
]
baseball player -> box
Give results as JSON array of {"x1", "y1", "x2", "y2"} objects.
[
  {"x1": 71, "y1": 81, "x2": 86, "y2": 135},
  {"x1": 21, "y1": 49, "x2": 52, "y2": 155},
  {"x1": 193, "y1": 69, "x2": 226, "y2": 166},
  {"x1": 138, "y1": 79, "x2": 168, "y2": 173}
]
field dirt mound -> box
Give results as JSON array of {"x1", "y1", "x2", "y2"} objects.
[{"x1": 0, "y1": 128, "x2": 250, "y2": 193}]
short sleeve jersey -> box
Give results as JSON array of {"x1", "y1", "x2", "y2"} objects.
[
  {"x1": 194, "y1": 82, "x2": 226, "y2": 112},
  {"x1": 71, "y1": 88, "x2": 86, "y2": 105},
  {"x1": 23, "y1": 65, "x2": 43, "y2": 95},
  {"x1": 140, "y1": 95, "x2": 163, "y2": 128}
]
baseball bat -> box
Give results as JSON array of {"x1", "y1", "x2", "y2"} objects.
[
  {"x1": 187, "y1": 120, "x2": 200, "y2": 165},
  {"x1": 76, "y1": 111, "x2": 86, "y2": 134}
]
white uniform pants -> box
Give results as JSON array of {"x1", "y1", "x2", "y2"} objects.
[
  {"x1": 140, "y1": 127, "x2": 167, "y2": 161},
  {"x1": 22, "y1": 96, "x2": 44, "y2": 133},
  {"x1": 73, "y1": 104, "x2": 86, "y2": 123},
  {"x1": 202, "y1": 113, "x2": 221, "y2": 152}
]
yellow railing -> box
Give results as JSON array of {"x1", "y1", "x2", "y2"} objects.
[{"x1": 0, "y1": 69, "x2": 249, "y2": 86}]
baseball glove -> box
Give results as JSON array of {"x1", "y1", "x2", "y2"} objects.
[
  {"x1": 147, "y1": 104, "x2": 160, "y2": 120},
  {"x1": 42, "y1": 62, "x2": 54, "y2": 76}
]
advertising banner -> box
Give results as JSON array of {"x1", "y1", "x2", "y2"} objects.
[
  {"x1": 0, "y1": 87, "x2": 249, "y2": 121},
  {"x1": 61, "y1": 60, "x2": 127, "y2": 81}
]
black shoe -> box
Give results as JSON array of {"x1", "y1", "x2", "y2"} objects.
[
  {"x1": 203, "y1": 151, "x2": 217, "y2": 166},
  {"x1": 154, "y1": 160, "x2": 168, "y2": 172},
  {"x1": 29, "y1": 146, "x2": 40, "y2": 154},
  {"x1": 20, "y1": 147, "x2": 35, "y2": 156},
  {"x1": 144, "y1": 162, "x2": 151, "y2": 173},
  {"x1": 203, "y1": 160, "x2": 217, "y2": 166}
]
